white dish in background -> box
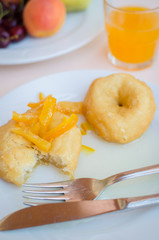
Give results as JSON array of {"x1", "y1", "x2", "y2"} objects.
[
  {"x1": 0, "y1": 70, "x2": 159, "y2": 240},
  {"x1": 0, "y1": 0, "x2": 104, "y2": 65}
]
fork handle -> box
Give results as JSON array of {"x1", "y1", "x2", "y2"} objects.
[{"x1": 106, "y1": 164, "x2": 159, "y2": 186}]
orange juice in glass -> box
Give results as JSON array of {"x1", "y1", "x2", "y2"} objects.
[{"x1": 103, "y1": 0, "x2": 159, "y2": 70}]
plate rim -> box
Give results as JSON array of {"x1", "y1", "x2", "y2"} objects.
[
  {"x1": 0, "y1": 0, "x2": 104, "y2": 65},
  {"x1": 1, "y1": 69, "x2": 159, "y2": 100}
]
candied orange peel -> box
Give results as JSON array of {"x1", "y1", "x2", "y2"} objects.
[
  {"x1": 80, "y1": 121, "x2": 92, "y2": 135},
  {"x1": 39, "y1": 95, "x2": 56, "y2": 128},
  {"x1": 12, "y1": 93, "x2": 80, "y2": 152},
  {"x1": 30, "y1": 122, "x2": 40, "y2": 135},
  {"x1": 81, "y1": 145, "x2": 95, "y2": 155},
  {"x1": 12, "y1": 111, "x2": 39, "y2": 124},
  {"x1": 39, "y1": 92, "x2": 45, "y2": 101},
  {"x1": 45, "y1": 114, "x2": 78, "y2": 141},
  {"x1": 57, "y1": 101, "x2": 83, "y2": 115},
  {"x1": 27, "y1": 95, "x2": 50, "y2": 108},
  {"x1": 12, "y1": 127, "x2": 51, "y2": 152}
]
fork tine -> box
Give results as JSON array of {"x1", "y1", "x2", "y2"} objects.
[
  {"x1": 23, "y1": 202, "x2": 42, "y2": 207},
  {"x1": 23, "y1": 195, "x2": 70, "y2": 201},
  {"x1": 23, "y1": 189, "x2": 68, "y2": 194},
  {"x1": 23, "y1": 181, "x2": 71, "y2": 206},
  {"x1": 23, "y1": 181, "x2": 69, "y2": 188}
]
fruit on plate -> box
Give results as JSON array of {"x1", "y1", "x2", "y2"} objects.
[
  {"x1": 0, "y1": 0, "x2": 28, "y2": 47},
  {"x1": 1, "y1": 0, "x2": 21, "y2": 3},
  {"x1": 0, "y1": 26, "x2": 10, "y2": 48},
  {"x1": 61, "y1": 0, "x2": 92, "y2": 12},
  {"x1": 23, "y1": 0, "x2": 66, "y2": 38},
  {"x1": 9, "y1": 25, "x2": 26, "y2": 42}
]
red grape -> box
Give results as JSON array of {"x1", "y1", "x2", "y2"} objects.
[
  {"x1": 9, "y1": 2, "x2": 19, "y2": 14},
  {"x1": 0, "y1": 0, "x2": 29, "y2": 47},
  {"x1": 9, "y1": 25, "x2": 26, "y2": 42},
  {"x1": 0, "y1": 27, "x2": 10, "y2": 48},
  {"x1": 2, "y1": 17, "x2": 18, "y2": 29}
]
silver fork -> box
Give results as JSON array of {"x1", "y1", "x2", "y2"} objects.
[{"x1": 23, "y1": 164, "x2": 159, "y2": 206}]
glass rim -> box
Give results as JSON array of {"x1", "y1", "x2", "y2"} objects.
[{"x1": 104, "y1": 0, "x2": 159, "y2": 13}]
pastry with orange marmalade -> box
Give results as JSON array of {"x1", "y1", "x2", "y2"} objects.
[{"x1": 0, "y1": 94, "x2": 82, "y2": 186}]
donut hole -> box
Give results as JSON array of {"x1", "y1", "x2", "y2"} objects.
[
  {"x1": 118, "y1": 102, "x2": 123, "y2": 107},
  {"x1": 118, "y1": 86, "x2": 137, "y2": 109},
  {"x1": 118, "y1": 96, "x2": 134, "y2": 109},
  {"x1": 117, "y1": 96, "x2": 129, "y2": 108}
]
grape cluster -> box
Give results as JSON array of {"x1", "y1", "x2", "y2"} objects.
[{"x1": 0, "y1": 0, "x2": 28, "y2": 48}]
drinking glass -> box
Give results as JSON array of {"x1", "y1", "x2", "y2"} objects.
[{"x1": 103, "y1": 0, "x2": 159, "y2": 70}]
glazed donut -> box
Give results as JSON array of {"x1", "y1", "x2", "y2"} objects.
[{"x1": 83, "y1": 73, "x2": 156, "y2": 143}]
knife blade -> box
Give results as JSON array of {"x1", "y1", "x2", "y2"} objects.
[{"x1": 0, "y1": 193, "x2": 159, "y2": 231}]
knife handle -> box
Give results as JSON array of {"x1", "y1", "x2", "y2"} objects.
[{"x1": 126, "y1": 193, "x2": 159, "y2": 209}]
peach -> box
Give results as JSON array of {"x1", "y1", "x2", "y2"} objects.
[{"x1": 23, "y1": 0, "x2": 66, "y2": 38}]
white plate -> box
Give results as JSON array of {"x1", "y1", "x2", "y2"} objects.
[
  {"x1": 0, "y1": 70, "x2": 159, "y2": 240},
  {"x1": 0, "y1": 0, "x2": 103, "y2": 65}
]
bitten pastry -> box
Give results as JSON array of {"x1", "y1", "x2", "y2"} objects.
[
  {"x1": 83, "y1": 73, "x2": 156, "y2": 143},
  {"x1": 44, "y1": 111, "x2": 81, "y2": 176},
  {"x1": 0, "y1": 120, "x2": 38, "y2": 186},
  {"x1": 0, "y1": 112, "x2": 81, "y2": 186}
]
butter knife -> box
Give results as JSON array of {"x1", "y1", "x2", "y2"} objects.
[{"x1": 0, "y1": 193, "x2": 159, "y2": 231}]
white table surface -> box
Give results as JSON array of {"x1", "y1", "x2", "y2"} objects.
[{"x1": 0, "y1": 30, "x2": 159, "y2": 99}]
